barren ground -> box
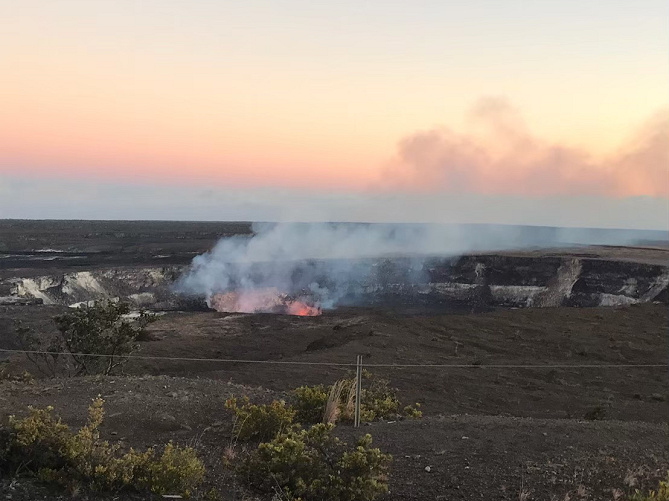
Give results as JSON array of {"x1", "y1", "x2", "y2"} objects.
[
  {"x1": 0, "y1": 220, "x2": 668, "y2": 500},
  {"x1": 2, "y1": 303, "x2": 667, "y2": 500}
]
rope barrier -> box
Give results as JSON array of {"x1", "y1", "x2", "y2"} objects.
[{"x1": 0, "y1": 348, "x2": 665, "y2": 370}]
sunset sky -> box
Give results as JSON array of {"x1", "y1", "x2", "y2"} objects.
[{"x1": 1, "y1": 0, "x2": 667, "y2": 228}]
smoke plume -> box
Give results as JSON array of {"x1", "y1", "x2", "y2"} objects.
[
  {"x1": 388, "y1": 98, "x2": 669, "y2": 197},
  {"x1": 175, "y1": 222, "x2": 666, "y2": 314}
]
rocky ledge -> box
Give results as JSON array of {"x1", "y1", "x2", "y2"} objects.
[{"x1": 1, "y1": 253, "x2": 667, "y2": 312}]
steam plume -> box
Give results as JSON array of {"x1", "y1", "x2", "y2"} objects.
[
  {"x1": 388, "y1": 98, "x2": 669, "y2": 197},
  {"x1": 176, "y1": 222, "x2": 666, "y2": 314}
]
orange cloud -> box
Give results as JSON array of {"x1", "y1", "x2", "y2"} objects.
[{"x1": 387, "y1": 98, "x2": 668, "y2": 197}]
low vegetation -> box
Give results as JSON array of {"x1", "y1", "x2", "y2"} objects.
[
  {"x1": 238, "y1": 423, "x2": 391, "y2": 501},
  {"x1": 225, "y1": 396, "x2": 296, "y2": 442},
  {"x1": 226, "y1": 372, "x2": 421, "y2": 448},
  {"x1": 629, "y1": 473, "x2": 669, "y2": 501},
  {"x1": 291, "y1": 370, "x2": 422, "y2": 425},
  {"x1": 0, "y1": 365, "x2": 34, "y2": 383},
  {"x1": 16, "y1": 301, "x2": 155, "y2": 377},
  {"x1": 0, "y1": 398, "x2": 204, "y2": 497},
  {"x1": 291, "y1": 383, "x2": 330, "y2": 423},
  {"x1": 4, "y1": 373, "x2": 665, "y2": 501},
  {"x1": 224, "y1": 375, "x2": 398, "y2": 500}
]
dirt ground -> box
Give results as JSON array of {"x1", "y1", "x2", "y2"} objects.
[
  {"x1": 2, "y1": 303, "x2": 667, "y2": 422},
  {"x1": 1, "y1": 302, "x2": 668, "y2": 500},
  {"x1": 0, "y1": 375, "x2": 667, "y2": 500}
]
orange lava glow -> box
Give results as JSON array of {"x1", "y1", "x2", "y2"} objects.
[
  {"x1": 208, "y1": 289, "x2": 321, "y2": 316},
  {"x1": 285, "y1": 301, "x2": 322, "y2": 317}
]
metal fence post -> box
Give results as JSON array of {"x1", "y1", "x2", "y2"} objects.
[{"x1": 354, "y1": 354, "x2": 362, "y2": 427}]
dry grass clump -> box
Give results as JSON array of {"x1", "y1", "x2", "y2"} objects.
[{"x1": 323, "y1": 378, "x2": 356, "y2": 424}]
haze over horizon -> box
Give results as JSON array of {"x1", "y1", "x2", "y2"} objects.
[{"x1": 1, "y1": 0, "x2": 667, "y2": 229}]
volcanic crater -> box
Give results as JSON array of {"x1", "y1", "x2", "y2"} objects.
[{"x1": 1, "y1": 220, "x2": 668, "y2": 501}]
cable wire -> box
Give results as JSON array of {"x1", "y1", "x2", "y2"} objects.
[{"x1": 0, "y1": 348, "x2": 665, "y2": 369}]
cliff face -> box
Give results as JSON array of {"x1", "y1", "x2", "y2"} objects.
[
  {"x1": 422, "y1": 255, "x2": 668, "y2": 309},
  {"x1": 1, "y1": 266, "x2": 195, "y2": 309},
  {"x1": 2, "y1": 255, "x2": 667, "y2": 311},
  {"x1": 315, "y1": 254, "x2": 667, "y2": 311}
]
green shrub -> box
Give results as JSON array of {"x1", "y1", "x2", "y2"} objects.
[
  {"x1": 145, "y1": 442, "x2": 206, "y2": 497},
  {"x1": 350, "y1": 371, "x2": 402, "y2": 423},
  {"x1": 17, "y1": 301, "x2": 156, "y2": 377},
  {"x1": 239, "y1": 423, "x2": 391, "y2": 501},
  {"x1": 0, "y1": 398, "x2": 204, "y2": 496},
  {"x1": 225, "y1": 397, "x2": 296, "y2": 442},
  {"x1": 291, "y1": 372, "x2": 422, "y2": 425},
  {"x1": 630, "y1": 473, "x2": 669, "y2": 501},
  {"x1": 291, "y1": 384, "x2": 329, "y2": 424},
  {"x1": 403, "y1": 403, "x2": 422, "y2": 419}
]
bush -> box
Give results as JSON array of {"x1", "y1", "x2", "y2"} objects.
[
  {"x1": 357, "y1": 371, "x2": 402, "y2": 422},
  {"x1": 291, "y1": 384, "x2": 330, "y2": 424},
  {"x1": 0, "y1": 398, "x2": 204, "y2": 496},
  {"x1": 290, "y1": 372, "x2": 422, "y2": 425},
  {"x1": 146, "y1": 442, "x2": 206, "y2": 497},
  {"x1": 403, "y1": 403, "x2": 422, "y2": 419},
  {"x1": 239, "y1": 423, "x2": 391, "y2": 501},
  {"x1": 17, "y1": 301, "x2": 156, "y2": 377},
  {"x1": 225, "y1": 397, "x2": 296, "y2": 442},
  {"x1": 630, "y1": 473, "x2": 669, "y2": 501}
]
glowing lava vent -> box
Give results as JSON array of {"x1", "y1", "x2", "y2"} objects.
[{"x1": 209, "y1": 287, "x2": 321, "y2": 316}]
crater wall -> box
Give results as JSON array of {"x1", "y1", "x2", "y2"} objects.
[{"x1": 2, "y1": 254, "x2": 667, "y2": 311}]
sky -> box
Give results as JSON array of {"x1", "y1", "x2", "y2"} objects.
[{"x1": 1, "y1": 0, "x2": 667, "y2": 229}]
